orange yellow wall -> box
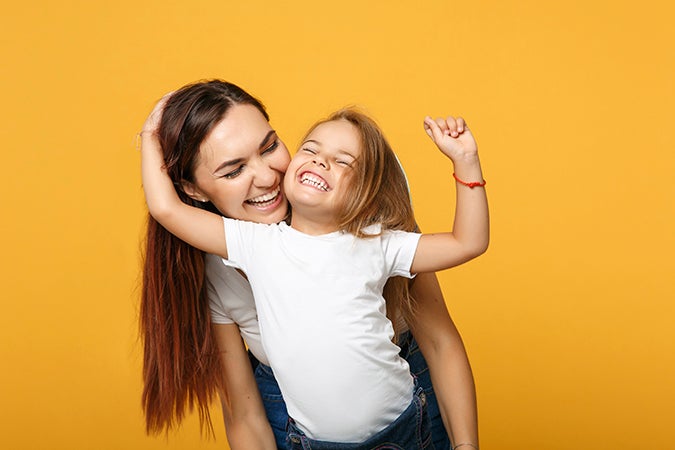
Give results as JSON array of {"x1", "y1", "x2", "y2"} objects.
[{"x1": 1, "y1": 1, "x2": 673, "y2": 448}]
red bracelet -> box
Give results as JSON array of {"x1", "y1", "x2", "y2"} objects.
[{"x1": 453, "y1": 173, "x2": 486, "y2": 188}]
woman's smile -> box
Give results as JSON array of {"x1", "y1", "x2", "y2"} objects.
[{"x1": 245, "y1": 186, "x2": 285, "y2": 209}]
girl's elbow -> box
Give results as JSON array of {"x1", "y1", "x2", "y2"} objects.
[
  {"x1": 466, "y1": 237, "x2": 489, "y2": 260},
  {"x1": 476, "y1": 236, "x2": 490, "y2": 256},
  {"x1": 146, "y1": 200, "x2": 177, "y2": 225}
]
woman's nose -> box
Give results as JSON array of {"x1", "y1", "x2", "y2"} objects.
[{"x1": 252, "y1": 160, "x2": 277, "y2": 187}]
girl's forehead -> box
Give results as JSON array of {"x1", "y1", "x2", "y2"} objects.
[
  {"x1": 306, "y1": 120, "x2": 361, "y2": 152},
  {"x1": 310, "y1": 119, "x2": 353, "y2": 134}
]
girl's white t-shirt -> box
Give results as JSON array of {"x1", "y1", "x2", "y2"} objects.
[{"x1": 220, "y1": 218, "x2": 420, "y2": 441}]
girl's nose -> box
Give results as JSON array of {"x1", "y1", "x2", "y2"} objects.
[{"x1": 312, "y1": 157, "x2": 328, "y2": 169}]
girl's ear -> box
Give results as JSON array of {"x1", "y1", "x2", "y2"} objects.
[{"x1": 181, "y1": 180, "x2": 209, "y2": 202}]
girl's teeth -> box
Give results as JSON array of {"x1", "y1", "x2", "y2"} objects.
[{"x1": 301, "y1": 174, "x2": 328, "y2": 191}]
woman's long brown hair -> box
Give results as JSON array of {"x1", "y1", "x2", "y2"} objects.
[
  {"x1": 300, "y1": 108, "x2": 419, "y2": 339},
  {"x1": 140, "y1": 80, "x2": 269, "y2": 435}
]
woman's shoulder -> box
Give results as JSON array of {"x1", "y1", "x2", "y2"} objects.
[{"x1": 205, "y1": 253, "x2": 245, "y2": 282}]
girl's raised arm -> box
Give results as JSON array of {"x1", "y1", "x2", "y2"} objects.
[
  {"x1": 411, "y1": 116, "x2": 489, "y2": 273},
  {"x1": 140, "y1": 96, "x2": 229, "y2": 259}
]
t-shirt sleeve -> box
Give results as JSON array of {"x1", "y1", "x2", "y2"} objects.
[
  {"x1": 222, "y1": 217, "x2": 259, "y2": 271},
  {"x1": 205, "y1": 254, "x2": 235, "y2": 324},
  {"x1": 381, "y1": 230, "x2": 422, "y2": 278},
  {"x1": 207, "y1": 278, "x2": 235, "y2": 324}
]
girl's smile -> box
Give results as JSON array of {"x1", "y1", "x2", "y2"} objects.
[{"x1": 298, "y1": 171, "x2": 331, "y2": 192}]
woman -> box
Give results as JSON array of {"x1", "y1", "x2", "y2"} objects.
[{"x1": 139, "y1": 80, "x2": 478, "y2": 449}]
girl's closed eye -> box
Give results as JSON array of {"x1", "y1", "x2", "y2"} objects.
[{"x1": 302, "y1": 147, "x2": 316, "y2": 155}]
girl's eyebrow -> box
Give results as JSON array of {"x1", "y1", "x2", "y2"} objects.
[
  {"x1": 337, "y1": 150, "x2": 357, "y2": 160},
  {"x1": 301, "y1": 140, "x2": 356, "y2": 160},
  {"x1": 213, "y1": 130, "x2": 277, "y2": 174}
]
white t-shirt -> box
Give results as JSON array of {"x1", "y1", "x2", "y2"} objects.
[
  {"x1": 207, "y1": 156, "x2": 414, "y2": 372},
  {"x1": 222, "y1": 217, "x2": 421, "y2": 441},
  {"x1": 206, "y1": 253, "x2": 270, "y2": 366}
]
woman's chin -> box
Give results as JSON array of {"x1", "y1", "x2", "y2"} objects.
[{"x1": 243, "y1": 198, "x2": 289, "y2": 224}]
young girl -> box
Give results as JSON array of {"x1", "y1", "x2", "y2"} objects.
[{"x1": 141, "y1": 105, "x2": 488, "y2": 447}]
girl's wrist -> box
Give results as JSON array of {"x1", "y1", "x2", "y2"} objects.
[
  {"x1": 451, "y1": 154, "x2": 482, "y2": 175},
  {"x1": 452, "y1": 151, "x2": 480, "y2": 165}
]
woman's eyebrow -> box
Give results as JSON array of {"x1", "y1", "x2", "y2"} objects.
[
  {"x1": 212, "y1": 130, "x2": 278, "y2": 174},
  {"x1": 213, "y1": 157, "x2": 244, "y2": 174},
  {"x1": 259, "y1": 130, "x2": 277, "y2": 148}
]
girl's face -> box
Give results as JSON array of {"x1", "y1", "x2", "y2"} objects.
[
  {"x1": 284, "y1": 119, "x2": 361, "y2": 226},
  {"x1": 187, "y1": 104, "x2": 291, "y2": 224}
]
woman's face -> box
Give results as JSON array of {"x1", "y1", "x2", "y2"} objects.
[{"x1": 187, "y1": 104, "x2": 291, "y2": 224}]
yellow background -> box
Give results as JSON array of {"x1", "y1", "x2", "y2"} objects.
[{"x1": 2, "y1": 1, "x2": 673, "y2": 448}]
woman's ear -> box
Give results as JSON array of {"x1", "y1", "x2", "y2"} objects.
[{"x1": 181, "y1": 180, "x2": 209, "y2": 203}]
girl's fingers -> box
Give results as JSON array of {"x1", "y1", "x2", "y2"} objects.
[
  {"x1": 425, "y1": 115, "x2": 470, "y2": 141},
  {"x1": 424, "y1": 116, "x2": 444, "y2": 141},
  {"x1": 443, "y1": 117, "x2": 459, "y2": 137},
  {"x1": 434, "y1": 117, "x2": 449, "y2": 134},
  {"x1": 455, "y1": 117, "x2": 466, "y2": 134}
]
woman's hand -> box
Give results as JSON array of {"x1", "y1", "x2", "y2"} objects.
[
  {"x1": 141, "y1": 92, "x2": 173, "y2": 136},
  {"x1": 423, "y1": 116, "x2": 478, "y2": 162}
]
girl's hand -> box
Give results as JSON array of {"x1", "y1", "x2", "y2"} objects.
[
  {"x1": 423, "y1": 116, "x2": 478, "y2": 162},
  {"x1": 141, "y1": 92, "x2": 173, "y2": 136}
]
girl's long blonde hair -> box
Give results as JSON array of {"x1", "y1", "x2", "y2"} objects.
[{"x1": 301, "y1": 108, "x2": 419, "y2": 338}]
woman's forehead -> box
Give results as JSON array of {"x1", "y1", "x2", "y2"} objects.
[{"x1": 198, "y1": 104, "x2": 273, "y2": 166}]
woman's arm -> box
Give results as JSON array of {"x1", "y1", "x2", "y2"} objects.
[
  {"x1": 139, "y1": 97, "x2": 228, "y2": 258},
  {"x1": 213, "y1": 323, "x2": 276, "y2": 449},
  {"x1": 411, "y1": 116, "x2": 489, "y2": 273},
  {"x1": 408, "y1": 272, "x2": 478, "y2": 448}
]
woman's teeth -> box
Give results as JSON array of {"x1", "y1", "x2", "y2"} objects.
[{"x1": 246, "y1": 187, "x2": 280, "y2": 206}]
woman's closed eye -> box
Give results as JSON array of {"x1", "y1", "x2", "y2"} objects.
[
  {"x1": 262, "y1": 140, "x2": 279, "y2": 155},
  {"x1": 221, "y1": 141, "x2": 280, "y2": 179},
  {"x1": 222, "y1": 165, "x2": 244, "y2": 179}
]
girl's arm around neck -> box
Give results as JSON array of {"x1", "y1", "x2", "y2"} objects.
[
  {"x1": 139, "y1": 98, "x2": 229, "y2": 259},
  {"x1": 411, "y1": 116, "x2": 489, "y2": 274}
]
